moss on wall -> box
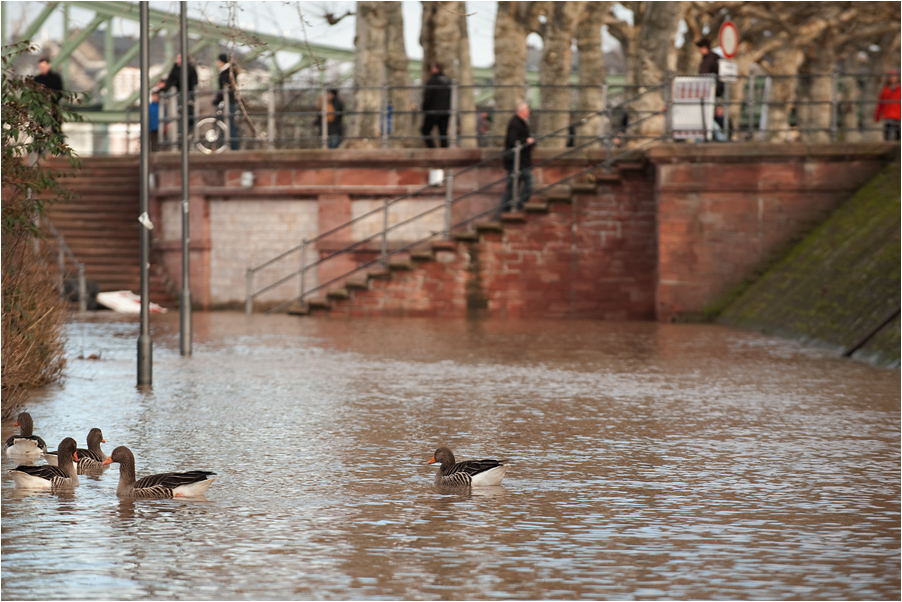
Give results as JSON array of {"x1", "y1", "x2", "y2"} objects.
[{"x1": 717, "y1": 162, "x2": 901, "y2": 368}]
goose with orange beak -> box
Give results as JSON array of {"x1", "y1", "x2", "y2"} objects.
[
  {"x1": 103, "y1": 446, "x2": 216, "y2": 499},
  {"x1": 9, "y1": 437, "x2": 79, "y2": 490}
]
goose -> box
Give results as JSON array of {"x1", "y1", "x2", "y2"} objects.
[
  {"x1": 43, "y1": 428, "x2": 108, "y2": 472},
  {"x1": 9, "y1": 438, "x2": 79, "y2": 490},
  {"x1": 426, "y1": 446, "x2": 510, "y2": 488},
  {"x1": 4, "y1": 412, "x2": 48, "y2": 457},
  {"x1": 102, "y1": 446, "x2": 217, "y2": 498}
]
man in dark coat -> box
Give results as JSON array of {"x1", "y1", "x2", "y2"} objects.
[
  {"x1": 159, "y1": 53, "x2": 199, "y2": 132},
  {"x1": 498, "y1": 102, "x2": 535, "y2": 214},
  {"x1": 421, "y1": 62, "x2": 452, "y2": 148},
  {"x1": 214, "y1": 53, "x2": 240, "y2": 150},
  {"x1": 33, "y1": 57, "x2": 64, "y2": 137},
  {"x1": 696, "y1": 38, "x2": 724, "y2": 97}
]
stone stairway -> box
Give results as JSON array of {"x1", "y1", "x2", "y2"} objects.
[
  {"x1": 41, "y1": 156, "x2": 177, "y2": 308},
  {"x1": 291, "y1": 161, "x2": 656, "y2": 320}
]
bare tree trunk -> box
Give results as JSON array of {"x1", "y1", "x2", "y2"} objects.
[
  {"x1": 575, "y1": 1, "x2": 608, "y2": 144},
  {"x1": 764, "y1": 46, "x2": 804, "y2": 142},
  {"x1": 629, "y1": 1, "x2": 683, "y2": 141},
  {"x1": 385, "y1": 2, "x2": 415, "y2": 148},
  {"x1": 492, "y1": 2, "x2": 532, "y2": 142},
  {"x1": 349, "y1": 1, "x2": 387, "y2": 148},
  {"x1": 799, "y1": 40, "x2": 836, "y2": 143},
  {"x1": 538, "y1": 1, "x2": 586, "y2": 147},
  {"x1": 840, "y1": 55, "x2": 862, "y2": 142},
  {"x1": 457, "y1": 10, "x2": 477, "y2": 148}
]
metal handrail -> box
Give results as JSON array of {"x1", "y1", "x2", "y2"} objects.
[
  {"x1": 246, "y1": 85, "x2": 667, "y2": 314},
  {"x1": 151, "y1": 72, "x2": 898, "y2": 153},
  {"x1": 40, "y1": 217, "x2": 88, "y2": 312}
]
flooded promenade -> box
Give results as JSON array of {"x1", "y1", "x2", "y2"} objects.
[{"x1": 2, "y1": 312, "x2": 899, "y2": 600}]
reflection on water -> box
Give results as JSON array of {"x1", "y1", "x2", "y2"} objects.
[{"x1": 2, "y1": 312, "x2": 899, "y2": 600}]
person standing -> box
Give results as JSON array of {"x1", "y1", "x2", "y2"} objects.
[
  {"x1": 498, "y1": 102, "x2": 535, "y2": 215},
  {"x1": 315, "y1": 88, "x2": 344, "y2": 149},
  {"x1": 33, "y1": 57, "x2": 64, "y2": 138},
  {"x1": 149, "y1": 91, "x2": 160, "y2": 151},
  {"x1": 421, "y1": 62, "x2": 452, "y2": 148},
  {"x1": 159, "y1": 53, "x2": 198, "y2": 134},
  {"x1": 214, "y1": 53, "x2": 240, "y2": 150},
  {"x1": 874, "y1": 70, "x2": 901, "y2": 141},
  {"x1": 696, "y1": 38, "x2": 723, "y2": 97}
]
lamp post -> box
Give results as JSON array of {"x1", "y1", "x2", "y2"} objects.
[
  {"x1": 137, "y1": 0, "x2": 153, "y2": 386},
  {"x1": 179, "y1": 1, "x2": 192, "y2": 357}
]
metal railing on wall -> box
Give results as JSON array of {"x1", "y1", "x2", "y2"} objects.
[
  {"x1": 244, "y1": 86, "x2": 666, "y2": 314},
  {"x1": 141, "y1": 71, "x2": 897, "y2": 154},
  {"x1": 36, "y1": 217, "x2": 88, "y2": 312}
]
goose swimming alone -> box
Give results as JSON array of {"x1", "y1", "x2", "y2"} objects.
[
  {"x1": 4, "y1": 412, "x2": 48, "y2": 457},
  {"x1": 102, "y1": 446, "x2": 217, "y2": 499},
  {"x1": 426, "y1": 447, "x2": 510, "y2": 488},
  {"x1": 9, "y1": 437, "x2": 79, "y2": 490}
]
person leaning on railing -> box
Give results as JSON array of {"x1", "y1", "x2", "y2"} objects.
[{"x1": 875, "y1": 70, "x2": 900, "y2": 141}]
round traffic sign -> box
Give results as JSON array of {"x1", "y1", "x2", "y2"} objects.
[{"x1": 719, "y1": 21, "x2": 739, "y2": 58}]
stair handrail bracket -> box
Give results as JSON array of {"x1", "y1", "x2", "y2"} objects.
[{"x1": 245, "y1": 86, "x2": 667, "y2": 315}]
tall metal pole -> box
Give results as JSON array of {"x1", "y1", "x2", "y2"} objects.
[
  {"x1": 179, "y1": 2, "x2": 192, "y2": 357},
  {"x1": 137, "y1": 1, "x2": 153, "y2": 386}
]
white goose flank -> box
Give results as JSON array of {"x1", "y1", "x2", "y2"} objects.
[
  {"x1": 103, "y1": 446, "x2": 217, "y2": 499},
  {"x1": 9, "y1": 437, "x2": 79, "y2": 490},
  {"x1": 427, "y1": 446, "x2": 510, "y2": 488}
]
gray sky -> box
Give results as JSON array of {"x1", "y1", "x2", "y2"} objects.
[{"x1": 1, "y1": 1, "x2": 620, "y2": 69}]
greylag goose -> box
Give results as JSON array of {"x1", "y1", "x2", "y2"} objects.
[
  {"x1": 4, "y1": 412, "x2": 48, "y2": 457},
  {"x1": 427, "y1": 447, "x2": 510, "y2": 487},
  {"x1": 9, "y1": 437, "x2": 79, "y2": 490},
  {"x1": 44, "y1": 427, "x2": 108, "y2": 471},
  {"x1": 102, "y1": 446, "x2": 217, "y2": 498}
]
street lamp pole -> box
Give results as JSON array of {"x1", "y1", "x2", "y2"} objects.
[
  {"x1": 179, "y1": 1, "x2": 192, "y2": 357},
  {"x1": 137, "y1": 0, "x2": 153, "y2": 386}
]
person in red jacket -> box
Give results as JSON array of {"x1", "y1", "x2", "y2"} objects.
[{"x1": 874, "y1": 70, "x2": 900, "y2": 141}]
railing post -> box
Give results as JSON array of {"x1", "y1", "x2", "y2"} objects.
[
  {"x1": 830, "y1": 70, "x2": 839, "y2": 142},
  {"x1": 299, "y1": 237, "x2": 308, "y2": 300},
  {"x1": 451, "y1": 79, "x2": 459, "y2": 147},
  {"x1": 267, "y1": 83, "x2": 276, "y2": 150},
  {"x1": 381, "y1": 83, "x2": 389, "y2": 149},
  {"x1": 77, "y1": 264, "x2": 87, "y2": 313},
  {"x1": 663, "y1": 70, "x2": 673, "y2": 142},
  {"x1": 381, "y1": 198, "x2": 389, "y2": 267},
  {"x1": 321, "y1": 83, "x2": 329, "y2": 149},
  {"x1": 245, "y1": 268, "x2": 254, "y2": 314},
  {"x1": 57, "y1": 246, "x2": 66, "y2": 299},
  {"x1": 513, "y1": 141, "x2": 521, "y2": 204},
  {"x1": 747, "y1": 75, "x2": 755, "y2": 139},
  {"x1": 444, "y1": 169, "x2": 454, "y2": 237},
  {"x1": 223, "y1": 92, "x2": 231, "y2": 151}
]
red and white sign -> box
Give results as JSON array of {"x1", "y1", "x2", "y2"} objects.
[{"x1": 719, "y1": 21, "x2": 739, "y2": 59}]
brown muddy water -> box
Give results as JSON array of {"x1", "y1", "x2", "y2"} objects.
[{"x1": 1, "y1": 312, "x2": 899, "y2": 601}]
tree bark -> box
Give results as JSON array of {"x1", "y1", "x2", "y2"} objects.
[
  {"x1": 492, "y1": 2, "x2": 534, "y2": 142},
  {"x1": 575, "y1": 1, "x2": 608, "y2": 144},
  {"x1": 384, "y1": 2, "x2": 415, "y2": 147},
  {"x1": 349, "y1": 1, "x2": 387, "y2": 148},
  {"x1": 629, "y1": 1, "x2": 683, "y2": 141},
  {"x1": 538, "y1": 1, "x2": 586, "y2": 147},
  {"x1": 457, "y1": 10, "x2": 477, "y2": 148}
]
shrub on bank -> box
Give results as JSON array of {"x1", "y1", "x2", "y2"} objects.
[{"x1": 1, "y1": 41, "x2": 81, "y2": 418}]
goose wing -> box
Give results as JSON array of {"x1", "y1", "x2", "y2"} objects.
[
  {"x1": 5, "y1": 435, "x2": 48, "y2": 450},
  {"x1": 135, "y1": 470, "x2": 216, "y2": 490},
  {"x1": 77, "y1": 447, "x2": 104, "y2": 462},
  {"x1": 446, "y1": 459, "x2": 505, "y2": 477},
  {"x1": 11, "y1": 464, "x2": 69, "y2": 480}
]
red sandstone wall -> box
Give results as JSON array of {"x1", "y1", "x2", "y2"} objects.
[
  {"x1": 149, "y1": 144, "x2": 896, "y2": 318},
  {"x1": 325, "y1": 167, "x2": 657, "y2": 320},
  {"x1": 651, "y1": 144, "x2": 892, "y2": 322}
]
